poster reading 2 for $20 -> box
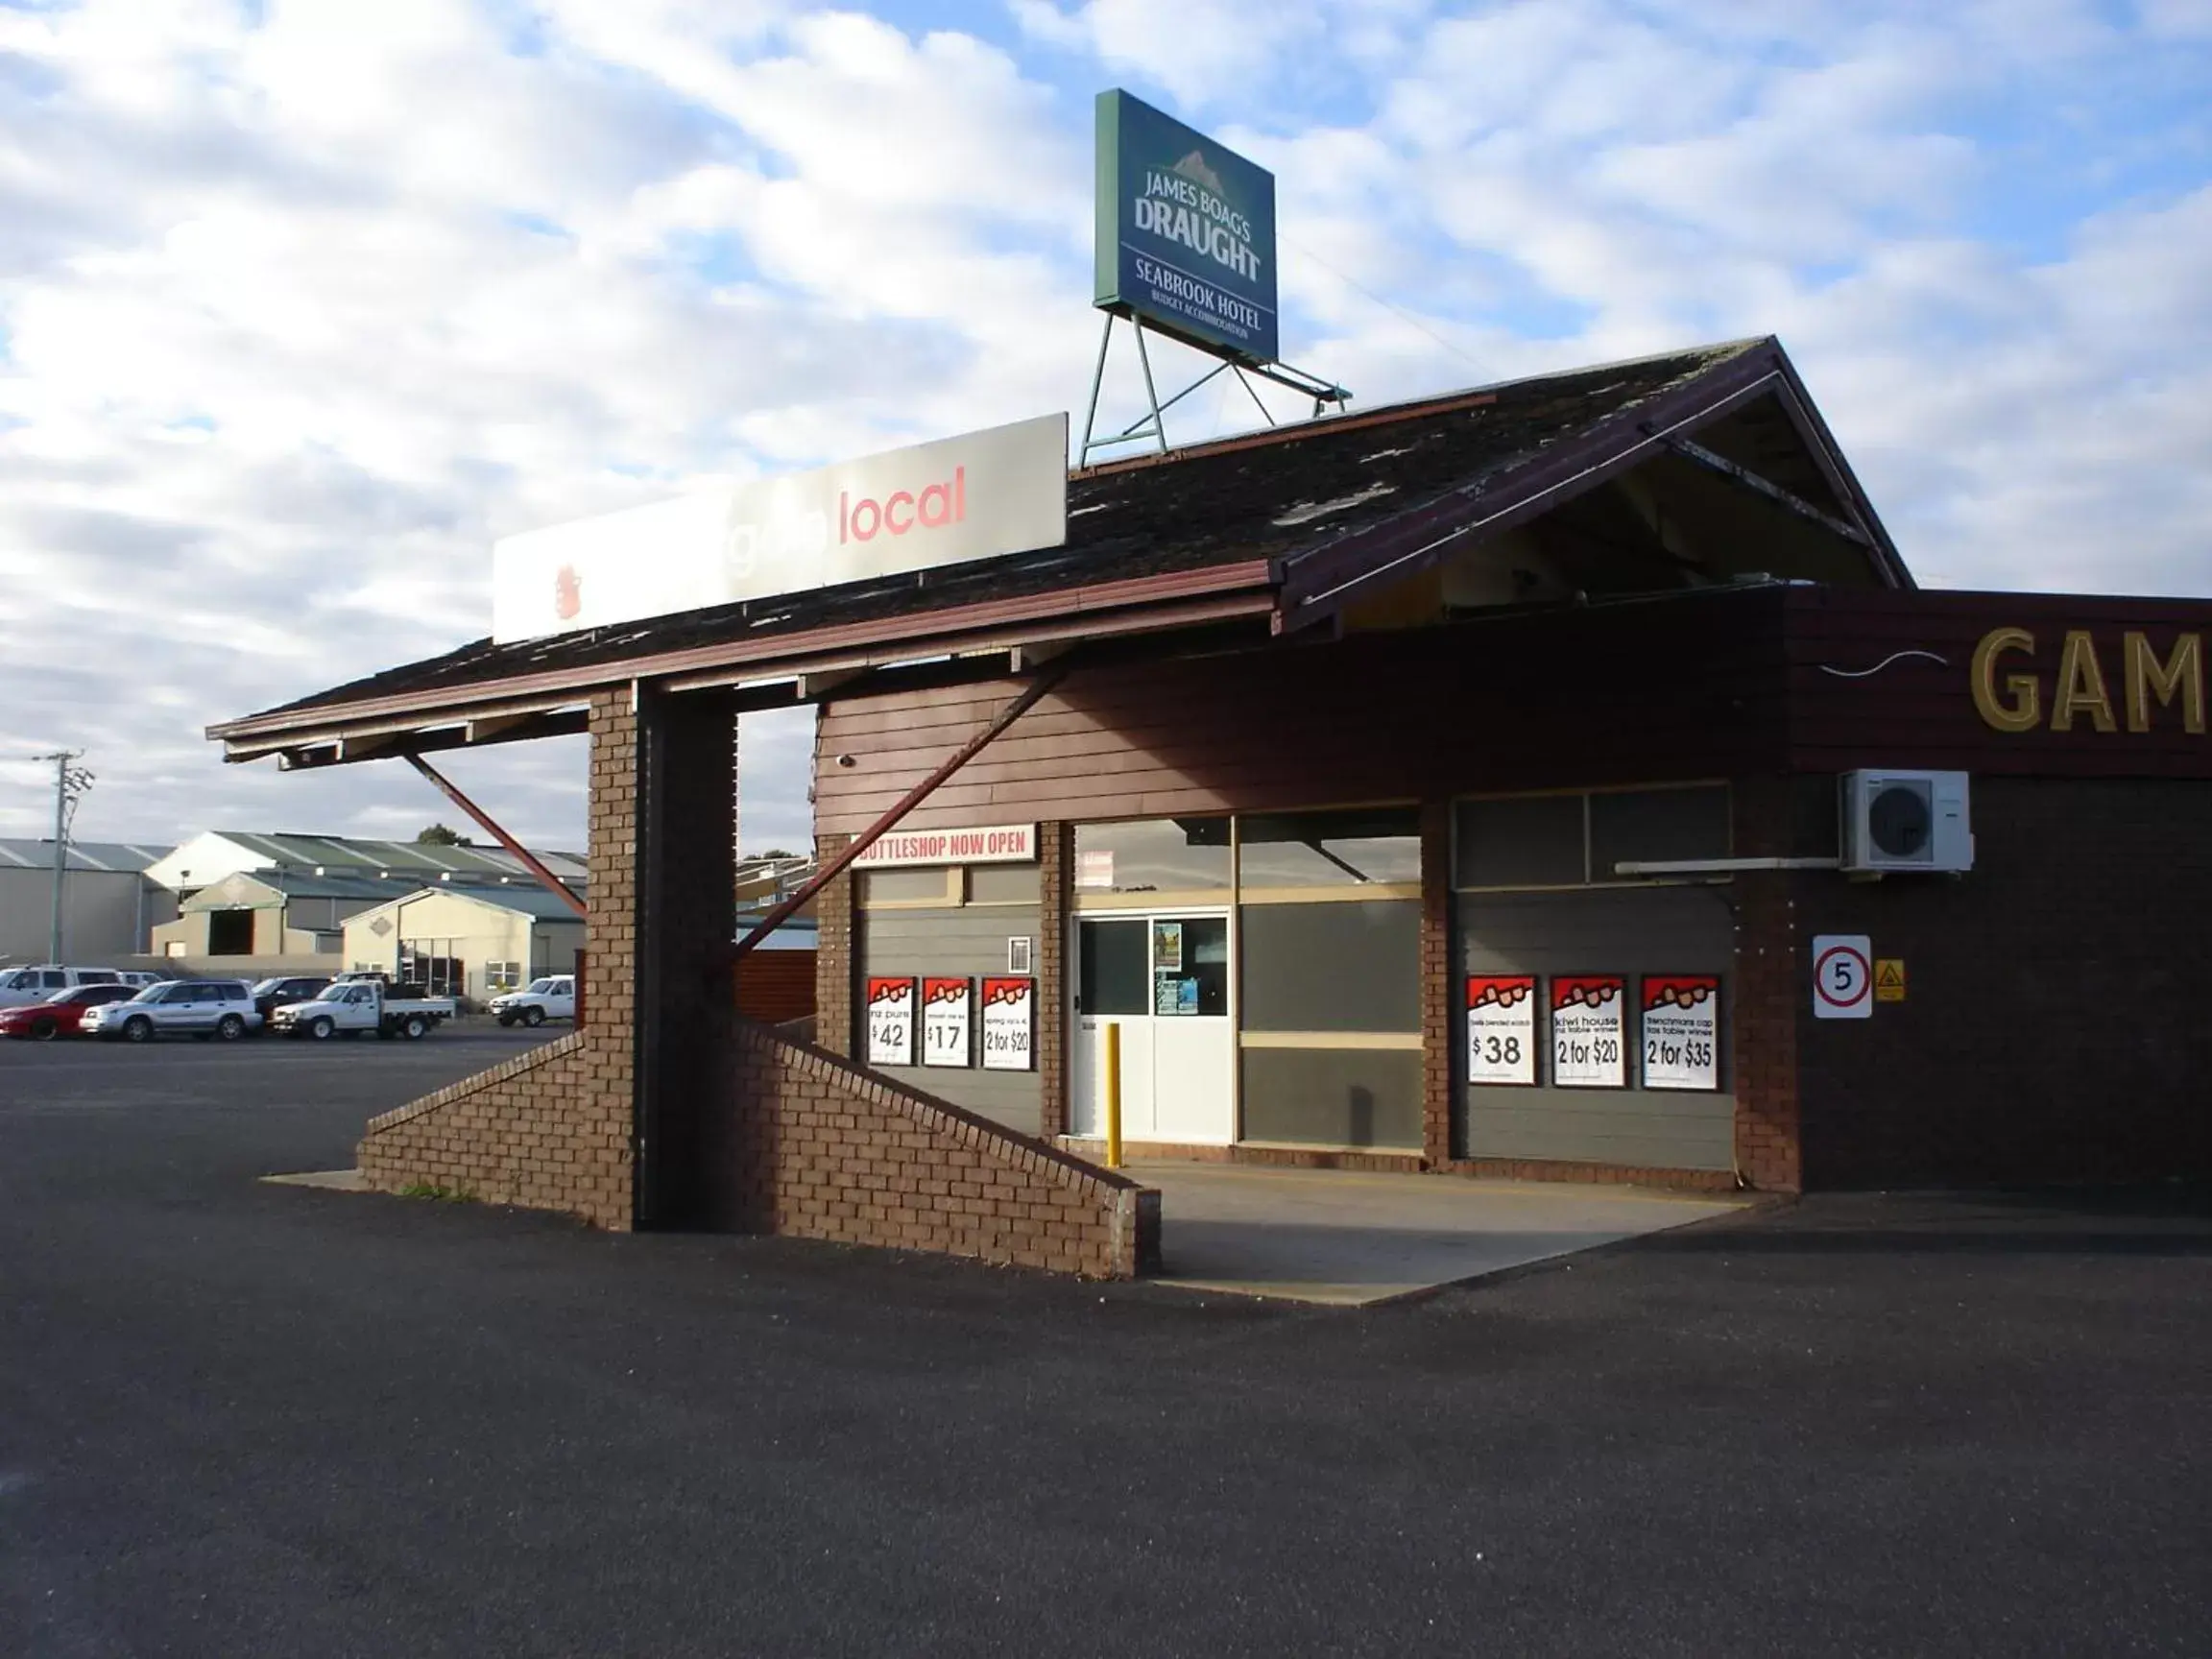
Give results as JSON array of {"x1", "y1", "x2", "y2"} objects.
[
  {"x1": 1641, "y1": 975, "x2": 1720, "y2": 1091},
  {"x1": 1551, "y1": 976, "x2": 1627, "y2": 1089},
  {"x1": 979, "y1": 976, "x2": 1035, "y2": 1071},
  {"x1": 1464, "y1": 975, "x2": 1537, "y2": 1085},
  {"x1": 865, "y1": 976, "x2": 916, "y2": 1067}
]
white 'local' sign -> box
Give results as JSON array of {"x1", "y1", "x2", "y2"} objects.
[
  {"x1": 492, "y1": 414, "x2": 1070, "y2": 643},
  {"x1": 853, "y1": 824, "x2": 1038, "y2": 868}
]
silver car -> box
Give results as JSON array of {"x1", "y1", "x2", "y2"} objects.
[{"x1": 83, "y1": 979, "x2": 263, "y2": 1044}]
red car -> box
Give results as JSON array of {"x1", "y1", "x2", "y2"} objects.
[{"x1": 0, "y1": 982, "x2": 137, "y2": 1040}]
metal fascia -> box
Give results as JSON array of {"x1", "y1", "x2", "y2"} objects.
[{"x1": 209, "y1": 559, "x2": 1276, "y2": 748}]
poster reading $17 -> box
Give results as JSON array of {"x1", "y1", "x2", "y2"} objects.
[
  {"x1": 921, "y1": 977, "x2": 972, "y2": 1068},
  {"x1": 979, "y1": 976, "x2": 1035, "y2": 1071},
  {"x1": 1640, "y1": 975, "x2": 1720, "y2": 1091},
  {"x1": 1551, "y1": 975, "x2": 1627, "y2": 1089},
  {"x1": 865, "y1": 976, "x2": 916, "y2": 1067},
  {"x1": 1464, "y1": 975, "x2": 1537, "y2": 1086}
]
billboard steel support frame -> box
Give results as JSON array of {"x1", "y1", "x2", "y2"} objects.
[{"x1": 1079, "y1": 311, "x2": 1350, "y2": 466}]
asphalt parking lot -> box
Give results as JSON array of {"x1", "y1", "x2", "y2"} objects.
[{"x1": 3, "y1": 1035, "x2": 2208, "y2": 1658}]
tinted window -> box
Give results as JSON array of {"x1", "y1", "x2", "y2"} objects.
[
  {"x1": 78, "y1": 971, "x2": 118, "y2": 984},
  {"x1": 1454, "y1": 795, "x2": 1586, "y2": 888},
  {"x1": 1587, "y1": 786, "x2": 1730, "y2": 878},
  {"x1": 1073, "y1": 819, "x2": 1230, "y2": 894},
  {"x1": 1238, "y1": 807, "x2": 1421, "y2": 887},
  {"x1": 39, "y1": 972, "x2": 64, "y2": 989}
]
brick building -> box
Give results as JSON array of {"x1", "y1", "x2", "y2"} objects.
[{"x1": 209, "y1": 337, "x2": 2212, "y2": 1276}]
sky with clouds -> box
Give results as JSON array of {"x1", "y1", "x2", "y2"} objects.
[{"x1": 2, "y1": 0, "x2": 2208, "y2": 855}]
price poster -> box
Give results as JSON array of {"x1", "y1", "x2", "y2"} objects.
[
  {"x1": 921, "y1": 977, "x2": 972, "y2": 1068},
  {"x1": 1464, "y1": 975, "x2": 1538, "y2": 1086},
  {"x1": 1640, "y1": 975, "x2": 1720, "y2": 1091},
  {"x1": 865, "y1": 976, "x2": 916, "y2": 1067},
  {"x1": 979, "y1": 976, "x2": 1035, "y2": 1071},
  {"x1": 1551, "y1": 975, "x2": 1627, "y2": 1089}
]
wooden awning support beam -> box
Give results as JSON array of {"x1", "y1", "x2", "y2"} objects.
[
  {"x1": 730, "y1": 664, "x2": 1070, "y2": 963},
  {"x1": 403, "y1": 753, "x2": 588, "y2": 919},
  {"x1": 1660, "y1": 433, "x2": 1871, "y2": 546}
]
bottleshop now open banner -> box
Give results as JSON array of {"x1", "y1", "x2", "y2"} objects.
[{"x1": 1094, "y1": 89, "x2": 1279, "y2": 365}]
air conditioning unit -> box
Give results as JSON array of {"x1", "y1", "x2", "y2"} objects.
[{"x1": 1841, "y1": 770, "x2": 1973, "y2": 873}]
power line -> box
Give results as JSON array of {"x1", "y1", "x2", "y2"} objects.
[{"x1": 1280, "y1": 233, "x2": 1493, "y2": 378}]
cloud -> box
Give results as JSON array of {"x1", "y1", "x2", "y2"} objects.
[{"x1": 0, "y1": 0, "x2": 2207, "y2": 865}]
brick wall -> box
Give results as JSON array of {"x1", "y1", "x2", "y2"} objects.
[
  {"x1": 357, "y1": 1032, "x2": 632, "y2": 1223},
  {"x1": 1419, "y1": 800, "x2": 1453, "y2": 1165},
  {"x1": 735, "y1": 949, "x2": 816, "y2": 1024},
  {"x1": 709, "y1": 1022, "x2": 1160, "y2": 1278},
  {"x1": 813, "y1": 831, "x2": 854, "y2": 1057},
  {"x1": 1036, "y1": 820, "x2": 1070, "y2": 1141},
  {"x1": 1731, "y1": 775, "x2": 1803, "y2": 1192},
  {"x1": 1797, "y1": 777, "x2": 2212, "y2": 1187},
  {"x1": 354, "y1": 689, "x2": 656, "y2": 1231}
]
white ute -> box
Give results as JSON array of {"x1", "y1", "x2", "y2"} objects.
[
  {"x1": 269, "y1": 978, "x2": 456, "y2": 1041},
  {"x1": 490, "y1": 974, "x2": 575, "y2": 1028}
]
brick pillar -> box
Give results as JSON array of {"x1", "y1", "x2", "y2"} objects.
[
  {"x1": 1419, "y1": 800, "x2": 1455, "y2": 1166},
  {"x1": 813, "y1": 831, "x2": 854, "y2": 1056},
  {"x1": 631, "y1": 685, "x2": 737, "y2": 1228},
  {"x1": 1036, "y1": 821, "x2": 1070, "y2": 1141},
  {"x1": 580, "y1": 691, "x2": 643, "y2": 1229},
  {"x1": 1731, "y1": 775, "x2": 1803, "y2": 1192}
]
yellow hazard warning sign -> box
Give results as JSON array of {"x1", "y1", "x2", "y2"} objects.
[{"x1": 1874, "y1": 958, "x2": 1907, "y2": 1002}]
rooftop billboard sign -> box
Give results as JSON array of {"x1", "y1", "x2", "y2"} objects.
[
  {"x1": 492, "y1": 414, "x2": 1069, "y2": 644},
  {"x1": 1094, "y1": 89, "x2": 1279, "y2": 367}
]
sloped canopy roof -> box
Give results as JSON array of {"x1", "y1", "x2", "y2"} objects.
[{"x1": 211, "y1": 335, "x2": 1906, "y2": 768}]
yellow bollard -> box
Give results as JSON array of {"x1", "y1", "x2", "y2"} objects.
[{"x1": 1103, "y1": 1021, "x2": 1123, "y2": 1169}]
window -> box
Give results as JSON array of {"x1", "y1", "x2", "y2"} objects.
[
  {"x1": 1237, "y1": 807, "x2": 1420, "y2": 889},
  {"x1": 485, "y1": 961, "x2": 523, "y2": 992},
  {"x1": 1240, "y1": 902, "x2": 1420, "y2": 1032},
  {"x1": 1073, "y1": 818, "x2": 1230, "y2": 896},
  {"x1": 858, "y1": 868, "x2": 957, "y2": 906},
  {"x1": 966, "y1": 864, "x2": 1041, "y2": 904},
  {"x1": 1151, "y1": 917, "x2": 1228, "y2": 1017},
  {"x1": 1455, "y1": 786, "x2": 1730, "y2": 889},
  {"x1": 1077, "y1": 918, "x2": 1149, "y2": 1016}
]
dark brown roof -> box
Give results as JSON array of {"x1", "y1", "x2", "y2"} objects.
[{"x1": 215, "y1": 334, "x2": 1899, "y2": 752}]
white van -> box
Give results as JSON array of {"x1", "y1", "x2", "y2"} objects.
[{"x1": 0, "y1": 965, "x2": 126, "y2": 1009}]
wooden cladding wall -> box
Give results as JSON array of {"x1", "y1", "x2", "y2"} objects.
[
  {"x1": 1784, "y1": 588, "x2": 2212, "y2": 780},
  {"x1": 814, "y1": 589, "x2": 1793, "y2": 835}
]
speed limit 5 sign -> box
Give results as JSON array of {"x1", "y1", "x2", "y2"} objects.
[{"x1": 1812, "y1": 935, "x2": 1873, "y2": 1020}]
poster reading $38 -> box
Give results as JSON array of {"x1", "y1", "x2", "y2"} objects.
[
  {"x1": 1464, "y1": 975, "x2": 1537, "y2": 1086},
  {"x1": 1640, "y1": 975, "x2": 1720, "y2": 1091},
  {"x1": 979, "y1": 976, "x2": 1035, "y2": 1071},
  {"x1": 865, "y1": 976, "x2": 916, "y2": 1067},
  {"x1": 1551, "y1": 975, "x2": 1627, "y2": 1089},
  {"x1": 921, "y1": 977, "x2": 972, "y2": 1068}
]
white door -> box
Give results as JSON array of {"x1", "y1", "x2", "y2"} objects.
[{"x1": 1071, "y1": 913, "x2": 1234, "y2": 1145}]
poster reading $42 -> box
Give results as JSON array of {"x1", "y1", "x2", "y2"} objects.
[
  {"x1": 865, "y1": 976, "x2": 916, "y2": 1067},
  {"x1": 1551, "y1": 976, "x2": 1627, "y2": 1089},
  {"x1": 1640, "y1": 975, "x2": 1720, "y2": 1091},
  {"x1": 1464, "y1": 975, "x2": 1537, "y2": 1086},
  {"x1": 979, "y1": 976, "x2": 1035, "y2": 1071}
]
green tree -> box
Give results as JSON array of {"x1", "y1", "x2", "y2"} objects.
[{"x1": 416, "y1": 824, "x2": 469, "y2": 846}]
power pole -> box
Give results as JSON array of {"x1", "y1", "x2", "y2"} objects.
[{"x1": 32, "y1": 751, "x2": 91, "y2": 964}]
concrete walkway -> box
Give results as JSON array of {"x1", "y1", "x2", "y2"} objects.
[{"x1": 1136, "y1": 1162, "x2": 1750, "y2": 1306}]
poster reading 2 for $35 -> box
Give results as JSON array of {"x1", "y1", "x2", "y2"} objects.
[
  {"x1": 865, "y1": 976, "x2": 916, "y2": 1067},
  {"x1": 1551, "y1": 975, "x2": 1627, "y2": 1089},
  {"x1": 921, "y1": 977, "x2": 972, "y2": 1068},
  {"x1": 1464, "y1": 975, "x2": 1537, "y2": 1086},
  {"x1": 1641, "y1": 975, "x2": 1720, "y2": 1092}
]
